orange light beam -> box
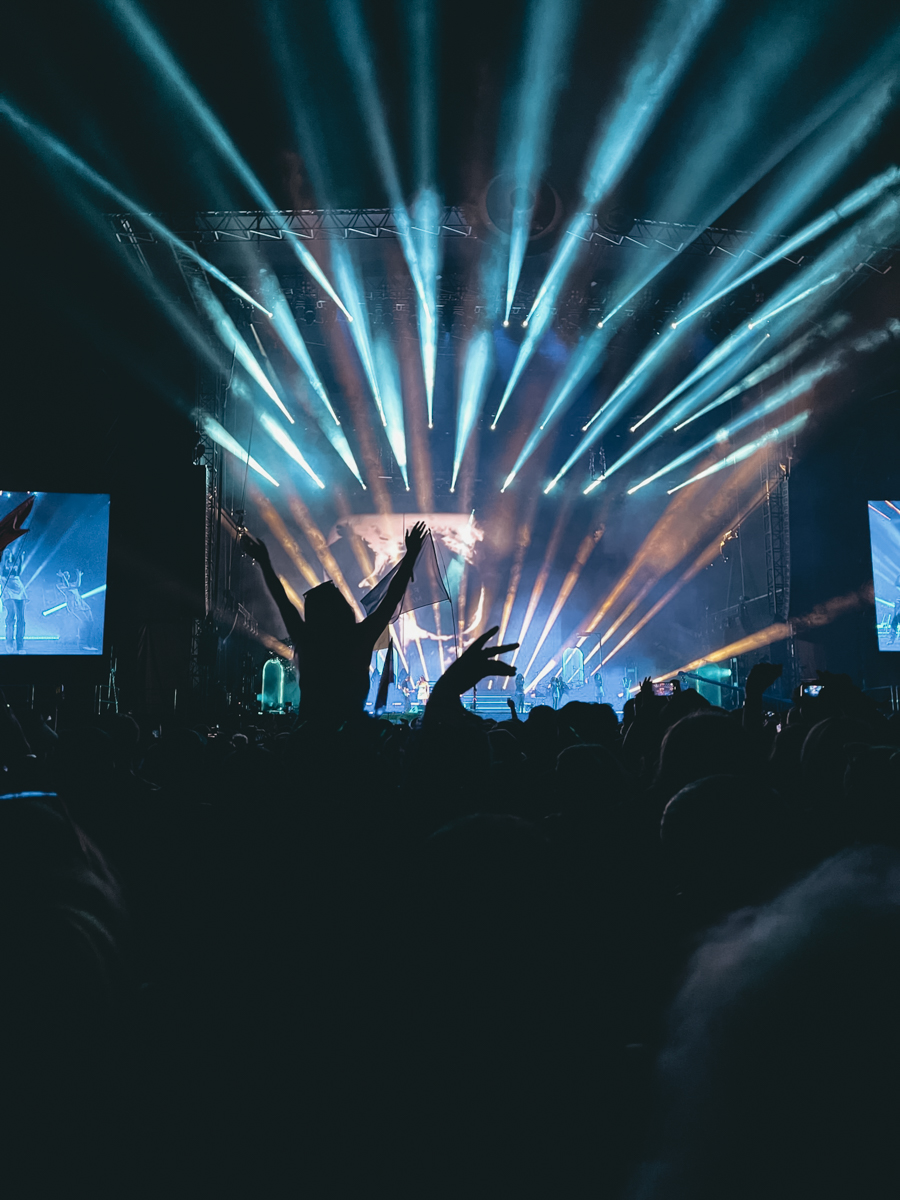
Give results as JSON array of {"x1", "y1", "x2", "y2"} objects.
[
  {"x1": 286, "y1": 491, "x2": 364, "y2": 617},
  {"x1": 521, "y1": 526, "x2": 604, "y2": 678},
  {"x1": 250, "y1": 486, "x2": 320, "y2": 587},
  {"x1": 602, "y1": 483, "x2": 771, "y2": 666},
  {"x1": 498, "y1": 520, "x2": 535, "y2": 646},
  {"x1": 653, "y1": 583, "x2": 874, "y2": 682},
  {"x1": 506, "y1": 501, "x2": 570, "y2": 686}
]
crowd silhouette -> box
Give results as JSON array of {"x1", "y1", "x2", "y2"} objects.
[{"x1": 1, "y1": 530, "x2": 899, "y2": 1196}]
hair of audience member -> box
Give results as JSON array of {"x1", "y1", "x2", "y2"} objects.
[
  {"x1": 800, "y1": 717, "x2": 879, "y2": 798},
  {"x1": 840, "y1": 746, "x2": 900, "y2": 847},
  {"x1": 554, "y1": 743, "x2": 630, "y2": 816},
  {"x1": 653, "y1": 711, "x2": 751, "y2": 803},
  {"x1": 767, "y1": 723, "x2": 808, "y2": 796},
  {"x1": 303, "y1": 580, "x2": 356, "y2": 632},
  {"x1": 634, "y1": 845, "x2": 900, "y2": 1200},
  {"x1": 660, "y1": 774, "x2": 784, "y2": 908},
  {"x1": 558, "y1": 701, "x2": 620, "y2": 749}
]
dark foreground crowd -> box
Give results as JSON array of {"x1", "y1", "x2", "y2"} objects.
[{"x1": 1, "y1": 635, "x2": 900, "y2": 1198}]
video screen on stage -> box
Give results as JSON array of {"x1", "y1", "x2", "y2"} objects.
[
  {"x1": 0, "y1": 491, "x2": 110, "y2": 657},
  {"x1": 868, "y1": 501, "x2": 900, "y2": 652}
]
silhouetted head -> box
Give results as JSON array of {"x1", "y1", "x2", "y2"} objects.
[
  {"x1": 655, "y1": 711, "x2": 750, "y2": 801},
  {"x1": 303, "y1": 581, "x2": 355, "y2": 632}
]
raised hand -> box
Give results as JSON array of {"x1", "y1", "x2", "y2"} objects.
[
  {"x1": 745, "y1": 661, "x2": 783, "y2": 697},
  {"x1": 240, "y1": 531, "x2": 270, "y2": 564},
  {"x1": 433, "y1": 626, "x2": 519, "y2": 699},
  {"x1": 404, "y1": 521, "x2": 428, "y2": 559}
]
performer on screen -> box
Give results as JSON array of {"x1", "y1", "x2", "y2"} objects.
[
  {"x1": 57, "y1": 569, "x2": 96, "y2": 651},
  {"x1": 2, "y1": 564, "x2": 28, "y2": 654}
]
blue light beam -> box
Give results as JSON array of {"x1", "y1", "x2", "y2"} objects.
[
  {"x1": 502, "y1": 0, "x2": 581, "y2": 322},
  {"x1": 101, "y1": 0, "x2": 352, "y2": 318},
  {"x1": 0, "y1": 100, "x2": 271, "y2": 317},
  {"x1": 667, "y1": 411, "x2": 811, "y2": 493},
  {"x1": 258, "y1": 412, "x2": 325, "y2": 488},
  {"x1": 373, "y1": 335, "x2": 410, "y2": 491},
  {"x1": 673, "y1": 165, "x2": 900, "y2": 329},
  {"x1": 673, "y1": 313, "x2": 850, "y2": 432},
  {"x1": 584, "y1": 334, "x2": 770, "y2": 493},
  {"x1": 199, "y1": 414, "x2": 279, "y2": 486},
  {"x1": 625, "y1": 360, "x2": 837, "y2": 495},
  {"x1": 331, "y1": 243, "x2": 387, "y2": 427},
  {"x1": 453, "y1": 331, "x2": 494, "y2": 493},
  {"x1": 491, "y1": 0, "x2": 720, "y2": 427},
  {"x1": 328, "y1": 0, "x2": 431, "y2": 340},
  {"x1": 551, "y1": 52, "x2": 900, "y2": 447},
  {"x1": 187, "y1": 272, "x2": 294, "y2": 424}
]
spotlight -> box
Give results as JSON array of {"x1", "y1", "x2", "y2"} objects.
[
  {"x1": 597, "y1": 321, "x2": 604, "y2": 329},
  {"x1": 503, "y1": 320, "x2": 510, "y2": 328},
  {"x1": 522, "y1": 319, "x2": 529, "y2": 328}
]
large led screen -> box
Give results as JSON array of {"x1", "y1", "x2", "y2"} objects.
[
  {"x1": 0, "y1": 492, "x2": 110, "y2": 657},
  {"x1": 868, "y1": 501, "x2": 900, "y2": 652}
]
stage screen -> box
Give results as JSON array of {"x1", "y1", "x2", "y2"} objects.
[
  {"x1": 0, "y1": 491, "x2": 110, "y2": 656},
  {"x1": 868, "y1": 501, "x2": 900, "y2": 652}
]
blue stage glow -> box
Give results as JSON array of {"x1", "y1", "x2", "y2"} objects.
[
  {"x1": 199, "y1": 414, "x2": 279, "y2": 486},
  {"x1": 101, "y1": 0, "x2": 352, "y2": 318},
  {"x1": 0, "y1": 100, "x2": 271, "y2": 317},
  {"x1": 667, "y1": 411, "x2": 811, "y2": 493},
  {"x1": 453, "y1": 331, "x2": 494, "y2": 493},
  {"x1": 258, "y1": 413, "x2": 325, "y2": 488}
]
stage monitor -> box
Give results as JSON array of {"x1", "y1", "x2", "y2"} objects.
[
  {"x1": 0, "y1": 491, "x2": 110, "y2": 657},
  {"x1": 868, "y1": 500, "x2": 900, "y2": 652}
]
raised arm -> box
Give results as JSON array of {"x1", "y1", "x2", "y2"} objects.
[
  {"x1": 241, "y1": 532, "x2": 305, "y2": 647},
  {"x1": 360, "y1": 521, "x2": 428, "y2": 643},
  {"x1": 426, "y1": 626, "x2": 519, "y2": 722}
]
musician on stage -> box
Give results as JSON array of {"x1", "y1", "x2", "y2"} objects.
[
  {"x1": 241, "y1": 521, "x2": 427, "y2": 721},
  {"x1": 57, "y1": 569, "x2": 96, "y2": 651},
  {"x1": 2, "y1": 564, "x2": 27, "y2": 654}
]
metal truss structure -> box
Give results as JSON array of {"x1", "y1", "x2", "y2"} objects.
[
  {"x1": 108, "y1": 206, "x2": 878, "y2": 266},
  {"x1": 763, "y1": 456, "x2": 792, "y2": 626}
]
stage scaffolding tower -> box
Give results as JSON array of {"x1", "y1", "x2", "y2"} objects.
[{"x1": 760, "y1": 447, "x2": 797, "y2": 691}]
